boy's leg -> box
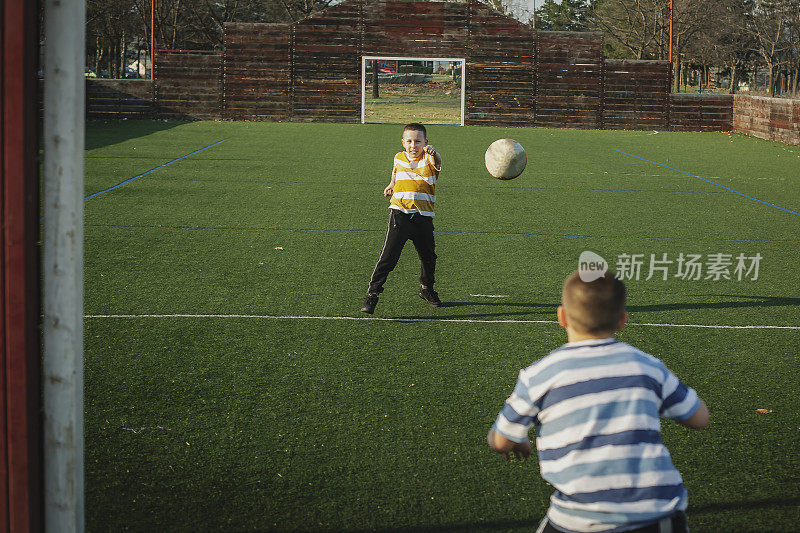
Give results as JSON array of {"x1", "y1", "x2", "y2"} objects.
[
  {"x1": 410, "y1": 214, "x2": 441, "y2": 307},
  {"x1": 367, "y1": 210, "x2": 410, "y2": 295},
  {"x1": 534, "y1": 512, "x2": 688, "y2": 533},
  {"x1": 410, "y1": 214, "x2": 437, "y2": 289},
  {"x1": 534, "y1": 516, "x2": 561, "y2": 533}
]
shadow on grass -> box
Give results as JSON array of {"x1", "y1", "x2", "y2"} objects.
[
  {"x1": 250, "y1": 518, "x2": 542, "y2": 533},
  {"x1": 275, "y1": 498, "x2": 800, "y2": 532},
  {"x1": 691, "y1": 496, "x2": 800, "y2": 515},
  {"x1": 628, "y1": 295, "x2": 800, "y2": 313},
  {"x1": 394, "y1": 301, "x2": 555, "y2": 321},
  {"x1": 441, "y1": 301, "x2": 552, "y2": 310},
  {"x1": 85, "y1": 119, "x2": 190, "y2": 151}
]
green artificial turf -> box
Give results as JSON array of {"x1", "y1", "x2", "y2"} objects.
[
  {"x1": 364, "y1": 85, "x2": 462, "y2": 124},
  {"x1": 84, "y1": 120, "x2": 800, "y2": 532}
]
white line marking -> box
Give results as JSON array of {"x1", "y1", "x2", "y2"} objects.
[
  {"x1": 83, "y1": 314, "x2": 800, "y2": 329},
  {"x1": 469, "y1": 294, "x2": 509, "y2": 298}
]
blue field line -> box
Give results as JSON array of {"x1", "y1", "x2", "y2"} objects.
[
  {"x1": 504, "y1": 186, "x2": 724, "y2": 195},
  {"x1": 84, "y1": 138, "x2": 228, "y2": 201},
  {"x1": 85, "y1": 223, "x2": 800, "y2": 243},
  {"x1": 254, "y1": 179, "x2": 725, "y2": 195},
  {"x1": 614, "y1": 149, "x2": 800, "y2": 216}
]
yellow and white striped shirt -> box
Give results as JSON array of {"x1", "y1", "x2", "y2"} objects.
[{"x1": 389, "y1": 151, "x2": 440, "y2": 217}]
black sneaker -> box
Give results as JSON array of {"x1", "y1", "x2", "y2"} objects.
[
  {"x1": 419, "y1": 287, "x2": 442, "y2": 307},
  {"x1": 361, "y1": 293, "x2": 379, "y2": 314}
]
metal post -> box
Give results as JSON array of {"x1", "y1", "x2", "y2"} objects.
[
  {"x1": 150, "y1": 0, "x2": 155, "y2": 80},
  {"x1": 669, "y1": 0, "x2": 673, "y2": 63},
  {"x1": 43, "y1": 0, "x2": 85, "y2": 530},
  {"x1": 669, "y1": 0, "x2": 674, "y2": 92},
  {"x1": 372, "y1": 59, "x2": 379, "y2": 98}
]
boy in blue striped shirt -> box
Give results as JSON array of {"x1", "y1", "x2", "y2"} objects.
[{"x1": 488, "y1": 271, "x2": 709, "y2": 533}]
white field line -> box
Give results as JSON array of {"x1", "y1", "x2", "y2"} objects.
[
  {"x1": 469, "y1": 294, "x2": 509, "y2": 298},
  {"x1": 83, "y1": 314, "x2": 800, "y2": 329}
]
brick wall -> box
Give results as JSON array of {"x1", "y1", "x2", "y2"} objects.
[{"x1": 733, "y1": 95, "x2": 800, "y2": 145}]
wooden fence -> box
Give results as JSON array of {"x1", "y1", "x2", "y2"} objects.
[
  {"x1": 466, "y1": 2, "x2": 534, "y2": 126},
  {"x1": 155, "y1": 51, "x2": 222, "y2": 119},
  {"x1": 85, "y1": 0, "x2": 749, "y2": 134},
  {"x1": 86, "y1": 79, "x2": 155, "y2": 119},
  {"x1": 605, "y1": 60, "x2": 669, "y2": 130},
  {"x1": 535, "y1": 32, "x2": 603, "y2": 128},
  {"x1": 670, "y1": 93, "x2": 733, "y2": 132}
]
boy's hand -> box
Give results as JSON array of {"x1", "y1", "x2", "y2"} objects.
[
  {"x1": 425, "y1": 145, "x2": 442, "y2": 172},
  {"x1": 503, "y1": 440, "x2": 531, "y2": 461},
  {"x1": 487, "y1": 429, "x2": 531, "y2": 461},
  {"x1": 383, "y1": 184, "x2": 393, "y2": 197}
]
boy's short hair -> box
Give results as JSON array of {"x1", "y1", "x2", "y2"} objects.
[
  {"x1": 403, "y1": 122, "x2": 427, "y2": 138},
  {"x1": 562, "y1": 270, "x2": 626, "y2": 334}
]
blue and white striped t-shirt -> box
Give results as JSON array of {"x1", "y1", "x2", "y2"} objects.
[{"x1": 493, "y1": 338, "x2": 700, "y2": 533}]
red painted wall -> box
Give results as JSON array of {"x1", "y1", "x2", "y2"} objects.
[{"x1": 1, "y1": 0, "x2": 42, "y2": 531}]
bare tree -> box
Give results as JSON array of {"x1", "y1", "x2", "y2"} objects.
[
  {"x1": 485, "y1": 0, "x2": 510, "y2": 16},
  {"x1": 782, "y1": 0, "x2": 800, "y2": 95},
  {"x1": 87, "y1": 0, "x2": 140, "y2": 76},
  {"x1": 669, "y1": 0, "x2": 716, "y2": 90},
  {"x1": 689, "y1": 0, "x2": 754, "y2": 93},
  {"x1": 590, "y1": 0, "x2": 713, "y2": 92},
  {"x1": 591, "y1": 0, "x2": 665, "y2": 59},
  {"x1": 745, "y1": 0, "x2": 798, "y2": 95},
  {"x1": 87, "y1": 0, "x2": 318, "y2": 77}
]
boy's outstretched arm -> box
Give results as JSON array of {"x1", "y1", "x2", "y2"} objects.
[
  {"x1": 678, "y1": 399, "x2": 710, "y2": 429},
  {"x1": 425, "y1": 145, "x2": 442, "y2": 171},
  {"x1": 487, "y1": 428, "x2": 531, "y2": 461}
]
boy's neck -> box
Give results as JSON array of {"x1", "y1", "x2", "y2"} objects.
[{"x1": 565, "y1": 329, "x2": 616, "y2": 343}]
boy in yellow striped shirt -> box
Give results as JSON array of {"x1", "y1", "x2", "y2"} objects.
[{"x1": 361, "y1": 123, "x2": 442, "y2": 314}]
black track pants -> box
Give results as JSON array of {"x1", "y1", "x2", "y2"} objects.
[{"x1": 367, "y1": 210, "x2": 436, "y2": 294}]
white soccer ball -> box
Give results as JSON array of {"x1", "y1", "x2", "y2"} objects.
[{"x1": 485, "y1": 138, "x2": 527, "y2": 180}]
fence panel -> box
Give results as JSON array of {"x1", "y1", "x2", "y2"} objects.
[
  {"x1": 535, "y1": 32, "x2": 603, "y2": 129},
  {"x1": 223, "y1": 23, "x2": 290, "y2": 120},
  {"x1": 604, "y1": 60, "x2": 669, "y2": 130},
  {"x1": 86, "y1": 79, "x2": 155, "y2": 119},
  {"x1": 155, "y1": 51, "x2": 221, "y2": 119}
]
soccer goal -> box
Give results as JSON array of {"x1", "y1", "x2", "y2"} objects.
[{"x1": 361, "y1": 56, "x2": 465, "y2": 126}]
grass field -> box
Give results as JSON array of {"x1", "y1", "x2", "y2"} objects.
[
  {"x1": 364, "y1": 79, "x2": 461, "y2": 124},
  {"x1": 84, "y1": 120, "x2": 800, "y2": 532}
]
